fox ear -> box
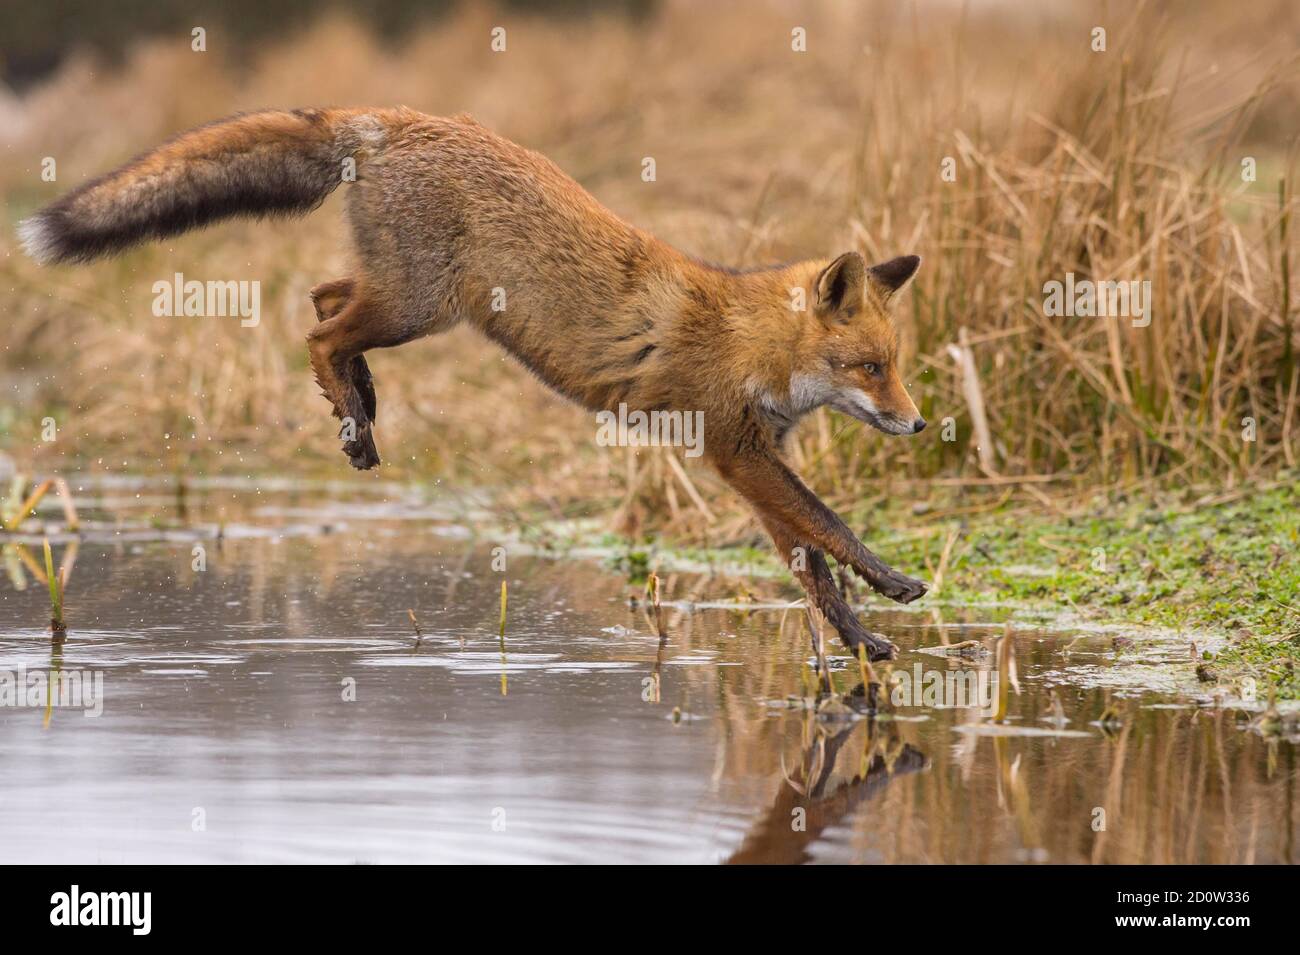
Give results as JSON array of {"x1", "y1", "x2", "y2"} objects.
[
  {"x1": 867, "y1": 255, "x2": 921, "y2": 304},
  {"x1": 814, "y1": 251, "x2": 866, "y2": 320}
]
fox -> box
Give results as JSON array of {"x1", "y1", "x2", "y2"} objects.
[{"x1": 19, "y1": 107, "x2": 928, "y2": 660}]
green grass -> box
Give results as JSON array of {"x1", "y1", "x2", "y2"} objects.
[
  {"x1": 861, "y1": 480, "x2": 1300, "y2": 698},
  {"x1": 598, "y1": 478, "x2": 1300, "y2": 700}
]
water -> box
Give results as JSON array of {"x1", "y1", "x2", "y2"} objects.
[{"x1": 1, "y1": 478, "x2": 1294, "y2": 863}]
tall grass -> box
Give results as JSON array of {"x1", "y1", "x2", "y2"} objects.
[{"x1": 1, "y1": 0, "x2": 1295, "y2": 541}]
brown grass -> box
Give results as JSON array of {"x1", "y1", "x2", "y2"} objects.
[{"x1": 1, "y1": 0, "x2": 1297, "y2": 541}]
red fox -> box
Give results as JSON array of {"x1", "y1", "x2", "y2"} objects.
[{"x1": 20, "y1": 107, "x2": 928, "y2": 660}]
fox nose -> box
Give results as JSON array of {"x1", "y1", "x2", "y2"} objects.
[{"x1": 911, "y1": 417, "x2": 927, "y2": 433}]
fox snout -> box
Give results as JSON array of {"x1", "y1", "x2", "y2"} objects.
[
  {"x1": 830, "y1": 378, "x2": 925, "y2": 437},
  {"x1": 864, "y1": 406, "x2": 926, "y2": 436},
  {"x1": 878, "y1": 413, "x2": 926, "y2": 436}
]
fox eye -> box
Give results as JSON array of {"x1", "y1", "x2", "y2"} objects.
[{"x1": 863, "y1": 362, "x2": 881, "y2": 376}]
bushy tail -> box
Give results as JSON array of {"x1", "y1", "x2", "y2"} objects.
[{"x1": 18, "y1": 107, "x2": 387, "y2": 265}]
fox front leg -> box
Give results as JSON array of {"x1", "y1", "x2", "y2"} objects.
[
  {"x1": 719, "y1": 448, "x2": 928, "y2": 604},
  {"x1": 762, "y1": 515, "x2": 897, "y2": 662}
]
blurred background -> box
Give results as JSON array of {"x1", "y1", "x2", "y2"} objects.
[{"x1": 1, "y1": 0, "x2": 1296, "y2": 542}]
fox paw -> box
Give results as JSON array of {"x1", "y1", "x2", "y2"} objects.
[
  {"x1": 858, "y1": 631, "x2": 898, "y2": 662},
  {"x1": 836, "y1": 613, "x2": 898, "y2": 661},
  {"x1": 342, "y1": 422, "x2": 380, "y2": 470},
  {"x1": 872, "y1": 569, "x2": 928, "y2": 605}
]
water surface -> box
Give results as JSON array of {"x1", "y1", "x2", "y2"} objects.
[{"x1": 1, "y1": 478, "x2": 1294, "y2": 863}]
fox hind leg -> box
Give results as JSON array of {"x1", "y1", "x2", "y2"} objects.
[
  {"x1": 306, "y1": 285, "x2": 412, "y2": 470},
  {"x1": 307, "y1": 273, "x2": 453, "y2": 469},
  {"x1": 310, "y1": 279, "x2": 376, "y2": 423}
]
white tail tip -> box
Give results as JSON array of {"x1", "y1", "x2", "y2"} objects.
[{"x1": 17, "y1": 214, "x2": 60, "y2": 265}]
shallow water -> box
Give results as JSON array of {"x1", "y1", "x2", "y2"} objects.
[{"x1": 1, "y1": 478, "x2": 1294, "y2": 863}]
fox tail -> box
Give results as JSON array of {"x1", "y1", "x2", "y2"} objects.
[{"x1": 19, "y1": 107, "x2": 391, "y2": 265}]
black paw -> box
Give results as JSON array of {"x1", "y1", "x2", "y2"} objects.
[
  {"x1": 342, "y1": 422, "x2": 380, "y2": 470},
  {"x1": 857, "y1": 630, "x2": 898, "y2": 662},
  {"x1": 873, "y1": 570, "x2": 928, "y2": 605},
  {"x1": 836, "y1": 611, "x2": 899, "y2": 661}
]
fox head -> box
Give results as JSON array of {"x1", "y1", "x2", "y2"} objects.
[{"x1": 768, "y1": 252, "x2": 925, "y2": 436}]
